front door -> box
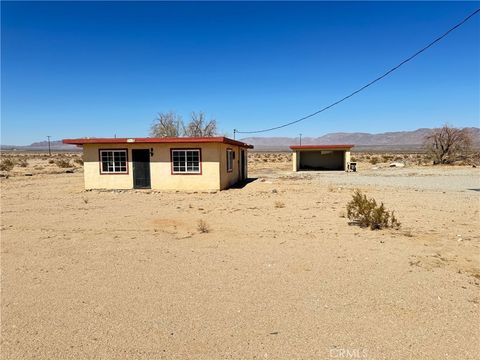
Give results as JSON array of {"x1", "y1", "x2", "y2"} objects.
[{"x1": 132, "y1": 149, "x2": 151, "y2": 189}]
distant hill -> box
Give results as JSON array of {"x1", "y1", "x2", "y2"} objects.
[
  {"x1": 2, "y1": 127, "x2": 479, "y2": 152},
  {"x1": 241, "y1": 127, "x2": 480, "y2": 151},
  {"x1": 1, "y1": 140, "x2": 78, "y2": 151}
]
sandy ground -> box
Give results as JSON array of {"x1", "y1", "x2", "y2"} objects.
[{"x1": 1, "y1": 154, "x2": 479, "y2": 359}]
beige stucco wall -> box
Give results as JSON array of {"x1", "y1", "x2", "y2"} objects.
[
  {"x1": 219, "y1": 144, "x2": 247, "y2": 190},
  {"x1": 292, "y1": 151, "x2": 299, "y2": 172},
  {"x1": 344, "y1": 150, "x2": 351, "y2": 170},
  {"x1": 292, "y1": 149, "x2": 351, "y2": 171},
  {"x1": 82, "y1": 142, "x2": 242, "y2": 191}
]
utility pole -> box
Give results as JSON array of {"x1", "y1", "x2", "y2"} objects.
[
  {"x1": 299, "y1": 133, "x2": 302, "y2": 146},
  {"x1": 233, "y1": 129, "x2": 237, "y2": 140},
  {"x1": 47, "y1": 136, "x2": 52, "y2": 156}
]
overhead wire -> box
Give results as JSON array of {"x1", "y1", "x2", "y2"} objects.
[{"x1": 234, "y1": 8, "x2": 480, "y2": 135}]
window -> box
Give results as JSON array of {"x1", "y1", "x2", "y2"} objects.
[
  {"x1": 171, "y1": 149, "x2": 201, "y2": 174},
  {"x1": 226, "y1": 149, "x2": 234, "y2": 172},
  {"x1": 100, "y1": 149, "x2": 128, "y2": 174}
]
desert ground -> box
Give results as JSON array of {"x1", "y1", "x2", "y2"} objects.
[{"x1": 1, "y1": 151, "x2": 479, "y2": 359}]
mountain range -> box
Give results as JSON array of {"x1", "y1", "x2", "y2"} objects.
[
  {"x1": 240, "y1": 127, "x2": 480, "y2": 151},
  {"x1": 1, "y1": 127, "x2": 479, "y2": 151}
]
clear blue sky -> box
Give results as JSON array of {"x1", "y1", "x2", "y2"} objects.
[{"x1": 1, "y1": 1, "x2": 479, "y2": 145}]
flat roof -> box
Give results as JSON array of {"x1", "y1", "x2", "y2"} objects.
[
  {"x1": 290, "y1": 144, "x2": 354, "y2": 150},
  {"x1": 63, "y1": 136, "x2": 253, "y2": 149}
]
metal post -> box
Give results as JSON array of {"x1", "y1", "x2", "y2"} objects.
[
  {"x1": 47, "y1": 136, "x2": 51, "y2": 156},
  {"x1": 299, "y1": 133, "x2": 302, "y2": 146},
  {"x1": 233, "y1": 129, "x2": 237, "y2": 140}
]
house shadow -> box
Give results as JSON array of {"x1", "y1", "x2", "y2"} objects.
[{"x1": 231, "y1": 177, "x2": 258, "y2": 189}]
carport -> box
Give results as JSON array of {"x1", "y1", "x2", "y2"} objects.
[{"x1": 290, "y1": 145, "x2": 354, "y2": 171}]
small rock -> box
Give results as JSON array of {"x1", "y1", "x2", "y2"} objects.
[
  {"x1": 65, "y1": 169, "x2": 75, "y2": 173},
  {"x1": 271, "y1": 189, "x2": 278, "y2": 194},
  {"x1": 0, "y1": 172, "x2": 9, "y2": 178},
  {"x1": 24, "y1": 173, "x2": 33, "y2": 176},
  {"x1": 389, "y1": 162, "x2": 405, "y2": 168}
]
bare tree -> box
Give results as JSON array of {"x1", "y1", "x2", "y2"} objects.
[
  {"x1": 184, "y1": 112, "x2": 217, "y2": 137},
  {"x1": 424, "y1": 125, "x2": 472, "y2": 164},
  {"x1": 150, "y1": 112, "x2": 185, "y2": 137}
]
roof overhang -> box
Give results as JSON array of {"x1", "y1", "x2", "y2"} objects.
[
  {"x1": 289, "y1": 144, "x2": 354, "y2": 150},
  {"x1": 63, "y1": 137, "x2": 254, "y2": 149}
]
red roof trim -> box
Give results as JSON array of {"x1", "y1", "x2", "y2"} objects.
[
  {"x1": 290, "y1": 144, "x2": 354, "y2": 150},
  {"x1": 63, "y1": 136, "x2": 253, "y2": 149}
]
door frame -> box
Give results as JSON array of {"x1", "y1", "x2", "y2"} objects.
[
  {"x1": 240, "y1": 149, "x2": 246, "y2": 181},
  {"x1": 132, "y1": 149, "x2": 151, "y2": 189}
]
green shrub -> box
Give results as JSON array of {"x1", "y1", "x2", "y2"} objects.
[
  {"x1": 0, "y1": 159, "x2": 15, "y2": 172},
  {"x1": 346, "y1": 190, "x2": 400, "y2": 230}
]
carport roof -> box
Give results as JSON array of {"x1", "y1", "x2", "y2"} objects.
[{"x1": 290, "y1": 144, "x2": 354, "y2": 150}]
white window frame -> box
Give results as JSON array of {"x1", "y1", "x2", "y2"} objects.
[
  {"x1": 171, "y1": 149, "x2": 201, "y2": 174},
  {"x1": 99, "y1": 149, "x2": 128, "y2": 174},
  {"x1": 226, "y1": 149, "x2": 234, "y2": 172}
]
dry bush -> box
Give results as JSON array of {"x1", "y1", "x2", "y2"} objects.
[
  {"x1": 369, "y1": 157, "x2": 379, "y2": 165},
  {"x1": 197, "y1": 219, "x2": 210, "y2": 233},
  {"x1": 48, "y1": 159, "x2": 55, "y2": 164},
  {"x1": 424, "y1": 125, "x2": 472, "y2": 164},
  {"x1": 346, "y1": 190, "x2": 400, "y2": 230},
  {"x1": 55, "y1": 159, "x2": 71, "y2": 168},
  {"x1": 0, "y1": 159, "x2": 15, "y2": 172},
  {"x1": 74, "y1": 158, "x2": 84, "y2": 165},
  {"x1": 17, "y1": 159, "x2": 28, "y2": 167},
  {"x1": 274, "y1": 201, "x2": 285, "y2": 208}
]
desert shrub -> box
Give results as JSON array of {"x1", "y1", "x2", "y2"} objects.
[
  {"x1": 55, "y1": 159, "x2": 71, "y2": 168},
  {"x1": 350, "y1": 156, "x2": 357, "y2": 162},
  {"x1": 74, "y1": 158, "x2": 84, "y2": 165},
  {"x1": 274, "y1": 201, "x2": 285, "y2": 208},
  {"x1": 17, "y1": 159, "x2": 28, "y2": 167},
  {"x1": 346, "y1": 190, "x2": 400, "y2": 230},
  {"x1": 369, "y1": 157, "x2": 379, "y2": 165},
  {"x1": 382, "y1": 155, "x2": 393, "y2": 162},
  {"x1": 0, "y1": 159, "x2": 15, "y2": 172},
  {"x1": 48, "y1": 159, "x2": 55, "y2": 164},
  {"x1": 197, "y1": 219, "x2": 210, "y2": 233}
]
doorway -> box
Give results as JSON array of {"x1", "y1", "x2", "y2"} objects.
[
  {"x1": 132, "y1": 149, "x2": 151, "y2": 189},
  {"x1": 240, "y1": 149, "x2": 246, "y2": 181},
  {"x1": 299, "y1": 150, "x2": 345, "y2": 171}
]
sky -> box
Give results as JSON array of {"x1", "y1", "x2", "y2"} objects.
[{"x1": 1, "y1": 1, "x2": 479, "y2": 145}]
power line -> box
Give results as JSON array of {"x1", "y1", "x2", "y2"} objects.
[{"x1": 235, "y1": 8, "x2": 480, "y2": 135}]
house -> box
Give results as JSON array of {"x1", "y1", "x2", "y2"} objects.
[
  {"x1": 62, "y1": 137, "x2": 253, "y2": 191},
  {"x1": 290, "y1": 144, "x2": 354, "y2": 171}
]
